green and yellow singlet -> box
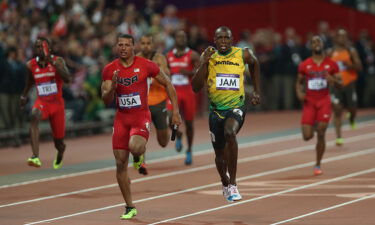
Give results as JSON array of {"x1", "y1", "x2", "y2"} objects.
[{"x1": 207, "y1": 47, "x2": 245, "y2": 110}]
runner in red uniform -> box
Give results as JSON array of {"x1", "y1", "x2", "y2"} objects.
[
  {"x1": 296, "y1": 36, "x2": 341, "y2": 175},
  {"x1": 167, "y1": 30, "x2": 200, "y2": 165},
  {"x1": 20, "y1": 37, "x2": 71, "y2": 169},
  {"x1": 101, "y1": 34, "x2": 181, "y2": 220}
]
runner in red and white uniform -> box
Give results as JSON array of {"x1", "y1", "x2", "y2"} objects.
[
  {"x1": 101, "y1": 34, "x2": 181, "y2": 220},
  {"x1": 20, "y1": 37, "x2": 72, "y2": 169},
  {"x1": 167, "y1": 30, "x2": 200, "y2": 165},
  {"x1": 296, "y1": 35, "x2": 341, "y2": 175}
]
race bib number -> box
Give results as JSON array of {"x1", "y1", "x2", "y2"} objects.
[
  {"x1": 37, "y1": 82, "x2": 58, "y2": 96},
  {"x1": 118, "y1": 93, "x2": 141, "y2": 109},
  {"x1": 171, "y1": 74, "x2": 189, "y2": 86},
  {"x1": 216, "y1": 73, "x2": 240, "y2": 90},
  {"x1": 308, "y1": 78, "x2": 327, "y2": 90}
]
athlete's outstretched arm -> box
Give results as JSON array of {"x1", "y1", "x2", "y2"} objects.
[
  {"x1": 155, "y1": 71, "x2": 181, "y2": 126},
  {"x1": 243, "y1": 48, "x2": 261, "y2": 105},
  {"x1": 20, "y1": 62, "x2": 34, "y2": 107},
  {"x1": 53, "y1": 57, "x2": 72, "y2": 83},
  {"x1": 101, "y1": 70, "x2": 117, "y2": 105},
  {"x1": 192, "y1": 46, "x2": 215, "y2": 93},
  {"x1": 295, "y1": 73, "x2": 305, "y2": 102}
]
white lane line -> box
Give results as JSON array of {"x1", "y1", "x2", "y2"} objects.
[
  {"x1": 270, "y1": 193, "x2": 375, "y2": 225},
  {"x1": 0, "y1": 132, "x2": 298, "y2": 190},
  {"x1": 23, "y1": 147, "x2": 375, "y2": 225},
  {"x1": 3, "y1": 119, "x2": 374, "y2": 189},
  {"x1": 148, "y1": 168, "x2": 375, "y2": 225},
  {"x1": 3, "y1": 131, "x2": 375, "y2": 208},
  {"x1": 0, "y1": 167, "x2": 116, "y2": 189}
]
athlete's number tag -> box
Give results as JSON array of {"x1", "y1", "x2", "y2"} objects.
[
  {"x1": 308, "y1": 78, "x2": 327, "y2": 90},
  {"x1": 118, "y1": 93, "x2": 141, "y2": 109},
  {"x1": 216, "y1": 73, "x2": 240, "y2": 90},
  {"x1": 171, "y1": 74, "x2": 189, "y2": 86},
  {"x1": 37, "y1": 82, "x2": 58, "y2": 96}
]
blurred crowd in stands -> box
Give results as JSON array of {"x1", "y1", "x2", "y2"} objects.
[{"x1": 1, "y1": 0, "x2": 375, "y2": 134}]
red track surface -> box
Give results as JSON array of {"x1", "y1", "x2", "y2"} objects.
[{"x1": 1, "y1": 110, "x2": 375, "y2": 225}]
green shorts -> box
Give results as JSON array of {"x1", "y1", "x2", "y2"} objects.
[
  {"x1": 149, "y1": 100, "x2": 168, "y2": 130},
  {"x1": 208, "y1": 105, "x2": 246, "y2": 150},
  {"x1": 331, "y1": 82, "x2": 357, "y2": 108}
]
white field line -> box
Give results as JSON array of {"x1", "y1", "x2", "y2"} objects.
[
  {"x1": 2, "y1": 131, "x2": 375, "y2": 209},
  {"x1": 2, "y1": 119, "x2": 374, "y2": 190},
  {"x1": 270, "y1": 193, "x2": 375, "y2": 225},
  {"x1": 148, "y1": 167, "x2": 375, "y2": 225},
  {"x1": 23, "y1": 147, "x2": 375, "y2": 225}
]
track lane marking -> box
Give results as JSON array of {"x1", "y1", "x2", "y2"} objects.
[
  {"x1": 23, "y1": 147, "x2": 375, "y2": 225},
  {"x1": 2, "y1": 120, "x2": 374, "y2": 189},
  {"x1": 270, "y1": 193, "x2": 375, "y2": 225},
  {"x1": 2, "y1": 131, "x2": 375, "y2": 208},
  {"x1": 149, "y1": 168, "x2": 375, "y2": 225}
]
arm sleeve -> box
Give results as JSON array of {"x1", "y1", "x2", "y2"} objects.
[
  {"x1": 298, "y1": 62, "x2": 305, "y2": 75},
  {"x1": 147, "y1": 59, "x2": 160, "y2": 78},
  {"x1": 102, "y1": 64, "x2": 112, "y2": 81}
]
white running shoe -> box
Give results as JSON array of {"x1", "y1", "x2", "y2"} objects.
[
  {"x1": 228, "y1": 184, "x2": 242, "y2": 201},
  {"x1": 222, "y1": 185, "x2": 231, "y2": 202}
]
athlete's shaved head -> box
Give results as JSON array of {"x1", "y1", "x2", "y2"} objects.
[
  {"x1": 214, "y1": 26, "x2": 233, "y2": 54},
  {"x1": 311, "y1": 35, "x2": 323, "y2": 43},
  {"x1": 215, "y1": 26, "x2": 232, "y2": 38},
  {"x1": 174, "y1": 30, "x2": 187, "y2": 49},
  {"x1": 141, "y1": 34, "x2": 154, "y2": 42},
  {"x1": 337, "y1": 28, "x2": 347, "y2": 36},
  {"x1": 139, "y1": 34, "x2": 154, "y2": 56},
  {"x1": 335, "y1": 28, "x2": 348, "y2": 46},
  {"x1": 311, "y1": 35, "x2": 324, "y2": 55}
]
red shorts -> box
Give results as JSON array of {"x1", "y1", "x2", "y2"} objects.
[
  {"x1": 301, "y1": 96, "x2": 332, "y2": 126},
  {"x1": 112, "y1": 110, "x2": 151, "y2": 150},
  {"x1": 167, "y1": 87, "x2": 196, "y2": 121},
  {"x1": 33, "y1": 98, "x2": 65, "y2": 139}
]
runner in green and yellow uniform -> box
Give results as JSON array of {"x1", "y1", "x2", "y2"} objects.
[{"x1": 192, "y1": 26, "x2": 261, "y2": 202}]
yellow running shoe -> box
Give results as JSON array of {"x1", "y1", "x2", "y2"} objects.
[
  {"x1": 53, "y1": 151, "x2": 64, "y2": 169},
  {"x1": 53, "y1": 158, "x2": 63, "y2": 169},
  {"x1": 346, "y1": 112, "x2": 351, "y2": 119},
  {"x1": 120, "y1": 207, "x2": 137, "y2": 220},
  {"x1": 350, "y1": 122, "x2": 357, "y2": 130},
  {"x1": 27, "y1": 157, "x2": 42, "y2": 167},
  {"x1": 133, "y1": 155, "x2": 144, "y2": 170},
  {"x1": 336, "y1": 138, "x2": 344, "y2": 146}
]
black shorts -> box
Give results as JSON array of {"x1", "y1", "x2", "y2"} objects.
[
  {"x1": 149, "y1": 100, "x2": 168, "y2": 130},
  {"x1": 331, "y1": 82, "x2": 357, "y2": 108},
  {"x1": 209, "y1": 105, "x2": 246, "y2": 150}
]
